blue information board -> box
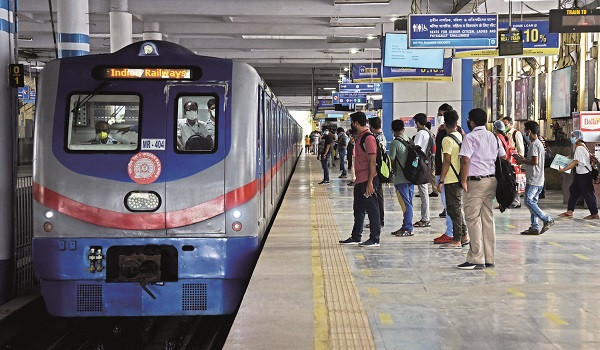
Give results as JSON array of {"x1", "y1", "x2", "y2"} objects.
[
  {"x1": 409, "y1": 14, "x2": 498, "y2": 48},
  {"x1": 382, "y1": 57, "x2": 453, "y2": 82},
  {"x1": 339, "y1": 83, "x2": 382, "y2": 93},
  {"x1": 352, "y1": 64, "x2": 382, "y2": 82},
  {"x1": 332, "y1": 92, "x2": 367, "y2": 104}
]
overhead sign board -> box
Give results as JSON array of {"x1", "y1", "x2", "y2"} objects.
[
  {"x1": 339, "y1": 83, "x2": 382, "y2": 93},
  {"x1": 498, "y1": 29, "x2": 523, "y2": 56},
  {"x1": 382, "y1": 57, "x2": 453, "y2": 82},
  {"x1": 550, "y1": 8, "x2": 600, "y2": 33},
  {"x1": 455, "y1": 20, "x2": 559, "y2": 58},
  {"x1": 352, "y1": 64, "x2": 382, "y2": 82},
  {"x1": 332, "y1": 92, "x2": 367, "y2": 104},
  {"x1": 408, "y1": 14, "x2": 498, "y2": 48}
]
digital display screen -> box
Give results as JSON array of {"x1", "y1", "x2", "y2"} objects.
[
  {"x1": 96, "y1": 67, "x2": 201, "y2": 80},
  {"x1": 550, "y1": 9, "x2": 600, "y2": 32},
  {"x1": 383, "y1": 33, "x2": 444, "y2": 69}
]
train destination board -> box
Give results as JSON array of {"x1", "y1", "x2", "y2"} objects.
[
  {"x1": 408, "y1": 14, "x2": 498, "y2": 48},
  {"x1": 98, "y1": 67, "x2": 197, "y2": 80},
  {"x1": 550, "y1": 9, "x2": 600, "y2": 33}
]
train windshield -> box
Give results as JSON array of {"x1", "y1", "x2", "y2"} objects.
[
  {"x1": 66, "y1": 94, "x2": 141, "y2": 151},
  {"x1": 176, "y1": 95, "x2": 217, "y2": 152}
]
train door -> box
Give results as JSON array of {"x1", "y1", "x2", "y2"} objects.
[
  {"x1": 257, "y1": 87, "x2": 266, "y2": 225},
  {"x1": 164, "y1": 84, "x2": 227, "y2": 235}
]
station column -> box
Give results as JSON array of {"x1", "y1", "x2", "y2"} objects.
[
  {"x1": 110, "y1": 0, "x2": 132, "y2": 52},
  {"x1": 143, "y1": 22, "x2": 162, "y2": 41},
  {"x1": 57, "y1": 0, "x2": 90, "y2": 58},
  {"x1": 0, "y1": 0, "x2": 16, "y2": 305}
]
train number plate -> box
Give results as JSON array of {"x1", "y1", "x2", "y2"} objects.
[{"x1": 141, "y1": 139, "x2": 166, "y2": 150}]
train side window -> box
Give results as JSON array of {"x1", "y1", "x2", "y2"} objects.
[
  {"x1": 66, "y1": 94, "x2": 140, "y2": 151},
  {"x1": 175, "y1": 95, "x2": 217, "y2": 152}
]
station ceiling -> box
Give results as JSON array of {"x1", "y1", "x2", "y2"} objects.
[{"x1": 17, "y1": 0, "x2": 566, "y2": 109}]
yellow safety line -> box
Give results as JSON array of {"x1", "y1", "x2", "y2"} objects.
[
  {"x1": 484, "y1": 269, "x2": 497, "y2": 277},
  {"x1": 368, "y1": 287, "x2": 380, "y2": 297},
  {"x1": 507, "y1": 287, "x2": 526, "y2": 298},
  {"x1": 507, "y1": 224, "x2": 517, "y2": 229},
  {"x1": 544, "y1": 313, "x2": 569, "y2": 326},
  {"x1": 549, "y1": 241, "x2": 562, "y2": 247},
  {"x1": 361, "y1": 268, "x2": 373, "y2": 277},
  {"x1": 310, "y1": 163, "x2": 329, "y2": 349},
  {"x1": 357, "y1": 254, "x2": 365, "y2": 260},
  {"x1": 574, "y1": 254, "x2": 591, "y2": 260},
  {"x1": 379, "y1": 313, "x2": 393, "y2": 325}
]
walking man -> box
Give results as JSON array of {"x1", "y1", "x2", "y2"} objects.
[
  {"x1": 318, "y1": 128, "x2": 334, "y2": 184},
  {"x1": 339, "y1": 112, "x2": 381, "y2": 247},
  {"x1": 458, "y1": 109, "x2": 506, "y2": 269},
  {"x1": 412, "y1": 113, "x2": 432, "y2": 228}
]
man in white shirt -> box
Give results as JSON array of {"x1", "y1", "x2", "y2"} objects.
[
  {"x1": 412, "y1": 113, "x2": 432, "y2": 227},
  {"x1": 503, "y1": 116, "x2": 524, "y2": 208},
  {"x1": 177, "y1": 101, "x2": 209, "y2": 150}
]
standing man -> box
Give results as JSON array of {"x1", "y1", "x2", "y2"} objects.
[
  {"x1": 412, "y1": 113, "x2": 432, "y2": 228},
  {"x1": 436, "y1": 110, "x2": 468, "y2": 248},
  {"x1": 458, "y1": 108, "x2": 506, "y2": 269},
  {"x1": 318, "y1": 128, "x2": 334, "y2": 184},
  {"x1": 433, "y1": 103, "x2": 455, "y2": 244},
  {"x1": 206, "y1": 98, "x2": 216, "y2": 137},
  {"x1": 514, "y1": 121, "x2": 554, "y2": 235},
  {"x1": 337, "y1": 127, "x2": 349, "y2": 178},
  {"x1": 339, "y1": 112, "x2": 381, "y2": 247},
  {"x1": 369, "y1": 117, "x2": 386, "y2": 228},
  {"x1": 503, "y1": 116, "x2": 524, "y2": 208},
  {"x1": 389, "y1": 119, "x2": 414, "y2": 237}
]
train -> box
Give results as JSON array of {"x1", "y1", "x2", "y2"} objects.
[{"x1": 32, "y1": 40, "x2": 302, "y2": 316}]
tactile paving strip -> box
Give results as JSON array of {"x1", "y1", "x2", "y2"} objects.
[{"x1": 310, "y1": 167, "x2": 375, "y2": 350}]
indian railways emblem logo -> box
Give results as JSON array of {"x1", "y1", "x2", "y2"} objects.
[{"x1": 128, "y1": 152, "x2": 162, "y2": 184}]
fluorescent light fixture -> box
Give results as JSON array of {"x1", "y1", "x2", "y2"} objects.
[
  {"x1": 338, "y1": 80, "x2": 343, "y2": 83},
  {"x1": 350, "y1": 48, "x2": 360, "y2": 54},
  {"x1": 390, "y1": 17, "x2": 399, "y2": 21},
  {"x1": 343, "y1": 67, "x2": 350, "y2": 71},
  {"x1": 31, "y1": 65, "x2": 44, "y2": 70},
  {"x1": 337, "y1": 17, "x2": 381, "y2": 20},
  {"x1": 242, "y1": 35, "x2": 327, "y2": 40},
  {"x1": 339, "y1": 74, "x2": 346, "y2": 78},
  {"x1": 323, "y1": 87, "x2": 337, "y2": 90},
  {"x1": 18, "y1": 37, "x2": 33, "y2": 41},
  {"x1": 333, "y1": 25, "x2": 376, "y2": 29},
  {"x1": 367, "y1": 35, "x2": 377, "y2": 40}
]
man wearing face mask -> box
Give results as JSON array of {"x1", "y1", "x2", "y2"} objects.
[
  {"x1": 318, "y1": 128, "x2": 334, "y2": 184},
  {"x1": 206, "y1": 98, "x2": 216, "y2": 136},
  {"x1": 177, "y1": 101, "x2": 209, "y2": 150},
  {"x1": 92, "y1": 121, "x2": 119, "y2": 144}
]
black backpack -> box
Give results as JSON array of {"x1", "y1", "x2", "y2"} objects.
[
  {"x1": 360, "y1": 133, "x2": 393, "y2": 183},
  {"x1": 395, "y1": 137, "x2": 431, "y2": 185},
  {"x1": 495, "y1": 142, "x2": 517, "y2": 212}
]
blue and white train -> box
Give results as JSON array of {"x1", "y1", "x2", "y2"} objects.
[{"x1": 32, "y1": 41, "x2": 302, "y2": 316}]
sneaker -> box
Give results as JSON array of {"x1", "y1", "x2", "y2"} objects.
[
  {"x1": 318, "y1": 180, "x2": 330, "y2": 184},
  {"x1": 433, "y1": 234, "x2": 453, "y2": 244},
  {"x1": 359, "y1": 239, "x2": 380, "y2": 247},
  {"x1": 485, "y1": 263, "x2": 495, "y2": 268},
  {"x1": 509, "y1": 204, "x2": 522, "y2": 209},
  {"x1": 338, "y1": 174, "x2": 347, "y2": 178},
  {"x1": 521, "y1": 228, "x2": 540, "y2": 235},
  {"x1": 438, "y1": 209, "x2": 446, "y2": 218},
  {"x1": 540, "y1": 219, "x2": 555, "y2": 234},
  {"x1": 392, "y1": 229, "x2": 413, "y2": 237},
  {"x1": 458, "y1": 262, "x2": 484, "y2": 270},
  {"x1": 339, "y1": 237, "x2": 360, "y2": 245},
  {"x1": 347, "y1": 182, "x2": 354, "y2": 186}
]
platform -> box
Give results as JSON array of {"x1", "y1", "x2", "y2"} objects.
[{"x1": 225, "y1": 153, "x2": 600, "y2": 350}]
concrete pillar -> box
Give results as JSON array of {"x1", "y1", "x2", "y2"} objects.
[
  {"x1": 143, "y1": 22, "x2": 163, "y2": 41},
  {"x1": 0, "y1": 0, "x2": 16, "y2": 305},
  {"x1": 110, "y1": 0, "x2": 132, "y2": 52},
  {"x1": 57, "y1": 0, "x2": 90, "y2": 58}
]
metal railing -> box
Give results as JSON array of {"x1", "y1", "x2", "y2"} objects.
[{"x1": 14, "y1": 175, "x2": 37, "y2": 295}]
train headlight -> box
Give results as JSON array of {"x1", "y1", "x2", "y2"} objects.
[
  {"x1": 232, "y1": 221, "x2": 242, "y2": 231},
  {"x1": 43, "y1": 222, "x2": 53, "y2": 232},
  {"x1": 232, "y1": 210, "x2": 242, "y2": 219},
  {"x1": 125, "y1": 191, "x2": 161, "y2": 212},
  {"x1": 44, "y1": 210, "x2": 54, "y2": 219}
]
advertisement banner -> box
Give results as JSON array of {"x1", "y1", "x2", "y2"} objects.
[
  {"x1": 408, "y1": 14, "x2": 498, "y2": 48},
  {"x1": 352, "y1": 64, "x2": 382, "y2": 82},
  {"x1": 455, "y1": 20, "x2": 559, "y2": 58},
  {"x1": 382, "y1": 58, "x2": 453, "y2": 82}
]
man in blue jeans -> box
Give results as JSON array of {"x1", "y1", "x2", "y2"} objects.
[
  {"x1": 337, "y1": 127, "x2": 349, "y2": 178},
  {"x1": 339, "y1": 112, "x2": 381, "y2": 247},
  {"x1": 388, "y1": 119, "x2": 414, "y2": 236},
  {"x1": 318, "y1": 128, "x2": 334, "y2": 184},
  {"x1": 514, "y1": 121, "x2": 554, "y2": 235}
]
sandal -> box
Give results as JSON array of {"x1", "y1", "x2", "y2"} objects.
[
  {"x1": 584, "y1": 214, "x2": 600, "y2": 220},
  {"x1": 440, "y1": 242, "x2": 462, "y2": 249},
  {"x1": 558, "y1": 212, "x2": 573, "y2": 218},
  {"x1": 413, "y1": 220, "x2": 431, "y2": 228},
  {"x1": 392, "y1": 229, "x2": 413, "y2": 237},
  {"x1": 461, "y1": 240, "x2": 470, "y2": 247}
]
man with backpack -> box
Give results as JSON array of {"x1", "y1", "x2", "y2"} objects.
[
  {"x1": 436, "y1": 110, "x2": 468, "y2": 249},
  {"x1": 339, "y1": 112, "x2": 381, "y2": 247},
  {"x1": 337, "y1": 127, "x2": 349, "y2": 178},
  {"x1": 369, "y1": 117, "x2": 387, "y2": 228},
  {"x1": 412, "y1": 113, "x2": 434, "y2": 228},
  {"x1": 458, "y1": 108, "x2": 506, "y2": 270},
  {"x1": 318, "y1": 128, "x2": 334, "y2": 184},
  {"x1": 389, "y1": 119, "x2": 414, "y2": 236}
]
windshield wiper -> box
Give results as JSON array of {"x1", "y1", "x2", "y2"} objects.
[{"x1": 70, "y1": 81, "x2": 112, "y2": 115}]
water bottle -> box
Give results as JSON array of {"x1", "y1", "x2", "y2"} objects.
[{"x1": 412, "y1": 156, "x2": 418, "y2": 167}]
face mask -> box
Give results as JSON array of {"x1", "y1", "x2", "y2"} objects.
[
  {"x1": 467, "y1": 121, "x2": 473, "y2": 132},
  {"x1": 97, "y1": 131, "x2": 108, "y2": 140},
  {"x1": 351, "y1": 123, "x2": 357, "y2": 133},
  {"x1": 571, "y1": 137, "x2": 578, "y2": 145},
  {"x1": 437, "y1": 116, "x2": 444, "y2": 126},
  {"x1": 185, "y1": 110, "x2": 197, "y2": 120},
  {"x1": 323, "y1": 130, "x2": 329, "y2": 135},
  {"x1": 524, "y1": 133, "x2": 531, "y2": 143}
]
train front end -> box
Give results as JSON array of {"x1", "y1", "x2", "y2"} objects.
[{"x1": 32, "y1": 41, "x2": 260, "y2": 316}]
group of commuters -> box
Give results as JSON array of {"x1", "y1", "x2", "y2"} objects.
[{"x1": 323, "y1": 104, "x2": 599, "y2": 269}]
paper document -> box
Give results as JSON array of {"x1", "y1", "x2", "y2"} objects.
[{"x1": 550, "y1": 154, "x2": 572, "y2": 174}]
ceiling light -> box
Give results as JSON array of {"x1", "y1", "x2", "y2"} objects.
[
  {"x1": 323, "y1": 87, "x2": 337, "y2": 90},
  {"x1": 350, "y1": 48, "x2": 360, "y2": 54},
  {"x1": 336, "y1": 17, "x2": 381, "y2": 20},
  {"x1": 343, "y1": 67, "x2": 350, "y2": 72},
  {"x1": 366, "y1": 35, "x2": 376, "y2": 40},
  {"x1": 338, "y1": 80, "x2": 343, "y2": 83},
  {"x1": 333, "y1": 25, "x2": 376, "y2": 29},
  {"x1": 339, "y1": 74, "x2": 346, "y2": 78},
  {"x1": 390, "y1": 17, "x2": 399, "y2": 21},
  {"x1": 241, "y1": 35, "x2": 327, "y2": 40},
  {"x1": 18, "y1": 37, "x2": 33, "y2": 41},
  {"x1": 31, "y1": 65, "x2": 44, "y2": 70}
]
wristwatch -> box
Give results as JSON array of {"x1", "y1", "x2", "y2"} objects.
[{"x1": 438, "y1": 180, "x2": 444, "y2": 185}]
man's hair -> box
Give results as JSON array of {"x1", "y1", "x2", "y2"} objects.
[
  {"x1": 95, "y1": 120, "x2": 109, "y2": 131},
  {"x1": 468, "y1": 108, "x2": 487, "y2": 127},
  {"x1": 368, "y1": 117, "x2": 382, "y2": 130},
  {"x1": 184, "y1": 101, "x2": 198, "y2": 111},
  {"x1": 350, "y1": 111, "x2": 367, "y2": 126},
  {"x1": 524, "y1": 121, "x2": 540, "y2": 135},
  {"x1": 413, "y1": 113, "x2": 427, "y2": 126},
  {"x1": 391, "y1": 119, "x2": 405, "y2": 132},
  {"x1": 207, "y1": 98, "x2": 216, "y2": 109},
  {"x1": 337, "y1": 127, "x2": 344, "y2": 133},
  {"x1": 443, "y1": 110, "x2": 459, "y2": 128},
  {"x1": 425, "y1": 121, "x2": 431, "y2": 130},
  {"x1": 438, "y1": 103, "x2": 453, "y2": 113},
  {"x1": 502, "y1": 116, "x2": 513, "y2": 123}
]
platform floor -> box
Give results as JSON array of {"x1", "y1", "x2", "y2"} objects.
[{"x1": 224, "y1": 153, "x2": 600, "y2": 350}]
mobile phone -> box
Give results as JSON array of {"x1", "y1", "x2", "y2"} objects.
[{"x1": 363, "y1": 192, "x2": 370, "y2": 198}]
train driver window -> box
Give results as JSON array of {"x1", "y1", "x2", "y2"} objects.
[
  {"x1": 67, "y1": 94, "x2": 140, "y2": 151},
  {"x1": 176, "y1": 95, "x2": 216, "y2": 152}
]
